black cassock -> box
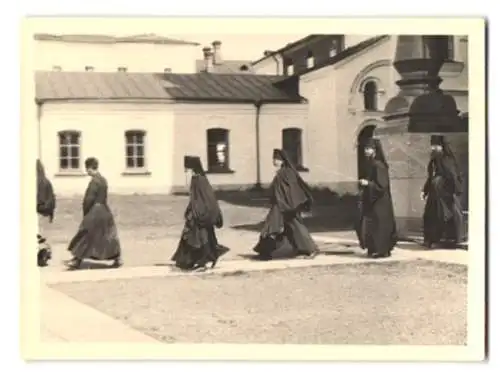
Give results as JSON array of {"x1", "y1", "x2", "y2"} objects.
[
  {"x1": 253, "y1": 159, "x2": 318, "y2": 259},
  {"x1": 37, "y1": 159, "x2": 56, "y2": 267},
  {"x1": 171, "y1": 173, "x2": 224, "y2": 270},
  {"x1": 68, "y1": 173, "x2": 122, "y2": 261},
  {"x1": 37, "y1": 159, "x2": 56, "y2": 222},
  {"x1": 422, "y1": 153, "x2": 465, "y2": 246},
  {"x1": 355, "y1": 157, "x2": 397, "y2": 257}
]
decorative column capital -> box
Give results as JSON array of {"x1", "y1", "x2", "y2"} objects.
[{"x1": 380, "y1": 35, "x2": 463, "y2": 135}]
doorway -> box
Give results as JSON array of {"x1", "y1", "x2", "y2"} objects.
[{"x1": 357, "y1": 125, "x2": 376, "y2": 179}]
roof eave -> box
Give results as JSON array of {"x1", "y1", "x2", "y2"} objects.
[{"x1": 293, "y1": 35, "x2": 390, "y2": 78}]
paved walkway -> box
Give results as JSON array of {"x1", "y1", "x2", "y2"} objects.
[
  {"x1": 38, "y1": 230, "x2": 468, "y2": 344},
  {"x1": 41, "y1": 285, "x2": 160, "y2": 343}
]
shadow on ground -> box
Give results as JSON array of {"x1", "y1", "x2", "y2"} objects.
[
  {"x1": 236, "y1": 236, "x2": 360, "y2": 262},
  {"x1": 205, "y1": 188, "x2": 359, "y2": 234}
]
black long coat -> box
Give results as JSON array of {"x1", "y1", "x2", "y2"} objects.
[{"x1": 356, "y1": 159, "x2": 397, "y2": 256}]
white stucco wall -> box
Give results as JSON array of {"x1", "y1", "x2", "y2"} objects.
[
  {"x1": 258, "y1": 103, "x2": 309, "y2": 184},
  {"x1": 171, "y1": 102, "x2": 308, "y2": 191},
  {"x1": 39, "y1": 102, "x2": 176, "y2": 196},
  {"x1": 39, "y1": 101, "x2": 309, "y2": 196},
  {"x1": 334, "y1": 37, "x2": 394, "y2": 192},
  {"x1": 171, "y1": 103, "x2": 257, "y2": 190},
  {"x1": 343, "y1": 35, "x2": 376, "y2": 48},
  {"x1": 34, "y1": 40, "x2": 199, "y2": 73},
  {"x1": 298, "y1": 65, "x2": 338, "y2": 187}
]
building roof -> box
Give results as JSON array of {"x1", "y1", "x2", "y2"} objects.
[
  {"x1": 251, "y1": 34, "x2": 389, "y2": 73},
  {"x1": 35, "y1": 71, "x2": 303, "y2": 104},
  {"x1": 251, "y1": 35, "x2": 326, "y2": 65},
  {"x1": 195, "y1": 59, "x2": 254, "y2": 74},
  {"x1": 295, "y1": 35, "x2": 389, "y2": 77},
  {"x1": 34, "y1": 33, "x2": 200, "y2": 46}
]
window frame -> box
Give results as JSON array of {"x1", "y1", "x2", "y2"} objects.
[
  {"x1": 124, "y1": 129, "x2": 147, "y2": 172},
  {"x1": 284, "y1": 57, "x2": 294, "y2": 76},
  {"x1": 206, "y1": 128, "x2": 234, "y2": 174},
  {"x1": 57, "y1": 130, "x2": 82, "y2": 173},
  {"x1": 281, "y1": 127, "x2": 308, "y2": 172},
  {"x1": 306, "y1": 50, "x2": 315, "y2": 69},
  {"x1": 329, "y1": 40, "x2": 338, "y2": 57},
  {"x1": 362, "y1": 80, "x2": 378, "y2": 111}
]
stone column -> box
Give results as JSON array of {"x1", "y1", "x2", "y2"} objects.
[{"x1": 375, "y1": 35, "x2": 466, "y2": 238}]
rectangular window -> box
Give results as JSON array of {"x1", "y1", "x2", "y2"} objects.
[
  {"x1": 207, "y1": 128, "x2": 230, "y2": 172},
  {"x1": 58, "y1": 131, "x2": 81, "y2": 171},
  {"x1": 329, "y1": 40, "x2": 338, "y2": 57},
  {"x1": 282, "y1": 128, "x2": 303, "y2": 168},
  {"x1": 284, "y1": 57, "x2": 294, "y2": 76},
  {"x1": 306, "y1": 51, "x2": 314, "y2": 68},
  {"x1": 125, "y1": 130, "x2": 146, "y2": 169}
]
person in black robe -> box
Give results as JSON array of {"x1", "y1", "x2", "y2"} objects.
[
  {"x1": 37, "y1": 159, "x2": 56, "y2": 267},
  {"x1": 356, "y1": 138, "x2": 397, "y2": 258},
  {"x1": 253, "y1": 149, "x2": 319, "y2": 261},
  {"x1": 171, "y1": 156, "x2": 225, "y2": 272},
  {"x1": 421, "y1": 135, "x2": 465, "y2": 249},
  {"x1": 66, "y1": 157, "x2": 122, "y2": 269}
]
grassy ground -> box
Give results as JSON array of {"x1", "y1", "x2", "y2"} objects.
[
  {"x1": 52, "y1": 260, "x2": 467, "y2": 345},
  {"x1": 39, "y1": 193, "x2": 358, "y2": 267}
]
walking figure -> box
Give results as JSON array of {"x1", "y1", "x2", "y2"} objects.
[
  {"x1": 66, "y1": 157, "x2": 123, "y2": 269},
  {"x1": 421, "y1": 135, "x2": 465, "y2": 249},
  {"x1": 36, "y1": 159, "x2": 56, "y2": 267},
  {"x1": 171, "y1": 156, "x2": 225, "y2": 272},
  {"x1": 355, "y1": 138, "x2": 397, "y2": 259},
  {"x1": 253, "y1": 149, "x2": 319, "y2": 261}
]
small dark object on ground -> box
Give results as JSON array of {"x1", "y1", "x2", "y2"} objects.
[{"x1": 37, "y1": 234, "x2": 52, "y2": 267}]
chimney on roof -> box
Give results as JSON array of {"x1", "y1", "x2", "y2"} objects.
[
  {"x1": 212, "y1": 40, "x2": 222, "y2": 65},
  {"x1": 202, "y1": 46, "x2": 213, "y2": 72}
]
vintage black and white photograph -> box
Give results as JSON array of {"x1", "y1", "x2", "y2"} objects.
[{"x1": 21, "y1": 17, "x2": 486, "y2": 361}]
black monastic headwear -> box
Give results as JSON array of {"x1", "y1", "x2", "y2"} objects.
[
  {"x1": 364, "y1": 138, "x2": 377, "y2": 149},
  {"x1": 365, "y1": 138, "x2": 388, "y2": 167},
  {"x1": 184, "y1": 155, "x2": 205, "y2": 175},
  {"x1": 272, "y1": 149, "x2": 283, "y2": 160},
  {"x1": 430, "y1": 134, "x2": 445, "y2": 146}
]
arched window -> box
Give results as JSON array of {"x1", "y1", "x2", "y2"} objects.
[
  {"x1": 125, "y1": 130, "x2": 146, "y2": 169},
  {"x1": 363, "y1": 81, "x2": 378, "y2": 111},
  {"x1": 207, "y1": 128, "x2": 230, "y2": 172},
  {"x1": 58, "y1": 130, "x2": 81, "y2": 171},
  {"x1": 357, "y1": 125, "x2": 376, "y2": 180},
  {"x1": 282, "y1": 128, "x2": 303, "y2": 168}
]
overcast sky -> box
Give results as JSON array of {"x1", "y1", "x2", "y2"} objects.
[
  {"x1": 28, "y1": 18, "x2": 305, "y2": 61},
  {"x1": 173, "y1": 34, "x2": 306, "y2": 61}
]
